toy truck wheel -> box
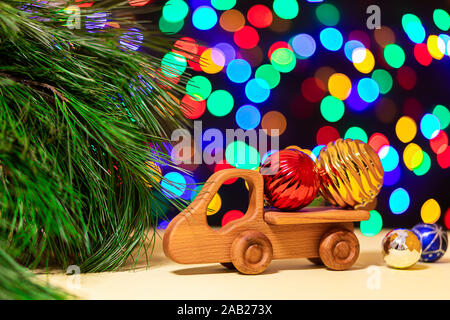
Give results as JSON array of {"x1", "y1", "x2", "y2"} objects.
[
  {"x1": 231, "y1": 231, "x2": 273, "y2": 275},
  {"x1": 220, "y1": 262, "x2": 236, "y2": 270},
  {"x1": 319, "y1": 228, "x2": 360, "y2": 271}
]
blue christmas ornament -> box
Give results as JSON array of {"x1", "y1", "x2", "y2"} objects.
[{"x1": 412, "y1": 223, "x2": 448, "y2": 262}]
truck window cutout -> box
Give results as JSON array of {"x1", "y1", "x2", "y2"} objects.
[{"x1": 206, "y1": 178, "x2": 249, "y2": 228}]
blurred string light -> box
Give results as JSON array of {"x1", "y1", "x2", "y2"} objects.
[
  {"x1": 353, "y1": 48, "x2": 375, "y2": 73},
  {"x1": 186, "y1": 75, "x2": 212, "y2": 101},
  {"x1": 261, "y1": 111, "x2": 287, "y2": 136},
  {"x1": 291, "y1": 33, "x2": 316, "y2": 59},
  {"x1": 316, "y1": 125, "x2": 340, "y2": 145},
  {"x1": 439, "y1": 34, "x2": 450, "y2": 55},
  {"x1": 181, "y1": 95, "x2": 206, "y2": 119},
  {"x1": 346, "y1": 83, "x2": 369, "y2": 111},
  {"x1": 270, "y1": 47, "x2": 296, "y2": 72},
  {"x1": 383, "y1": 165, "x2": 401, "y2": 186},
  {"x1": 430, "y1": 130, "x2": 448, "y2": 154},
  {"x1": 420, "y1": 113, "x2": 441, "y2": 139},
  {"x1": 360, "y1": 210, "x2": 383, "y2": 237},
  {"x1": 369, "y1": 132, "x2": 390, "y2": 153},
  {"x1": 214, "y1": 42, "x2": 236, "y2": 65},
  {"x1": 219, "y1": 9, "x2": 245, "y2": 32},
  {"x1": 245, "y1": 78, "x2": 271, "y2": 103},
  {"x1": 226, "y1": 59, "x2": 251, "y2": 83},
  {"x1": 273, "y1": 0, "x2": 299, "y2": 20},
  {"x1": 320, "y1": 27, "x2": 343, "y2": 51},
  {"x1": 225, "y1": 140, "x2": 260, "y2": 170},
  {"x1": 344, "y1": 40, "x2": 365, "y2": 62},
  {"x1": 222, "y1": 210, "x2": 244, "y2": 226},
  {"x1": 357, "y1": 78, "x2": 380, "y2": 103},
  {"x1": 421, "y1": 199, "x2": 441, "y2": 224},
  {"x1": 247, "y1": 4, "x2": 273, "y2": 28},
  {"x1": 161, "y1": 52, "x2": 187, "y2": 78},
  {"x1": 268, "y1": 41, "x2": 293, "y2": 59},
  {"x1": 207, "y1": 193, "x2": 222, "y2": 215},
  {"x1": 255, "y1": 64, "x2": 280, "y2": 89},
  {"x1": 395, "y1": 116, "x2": 417, "y2": 143},
  {"x1": 433, "y1": 105, "x2": 450, "y2": 129},
  {"x1": 235, "y1": 105, "x2": 261, "y2": 130},
  {"x1": 413, "y1": 150, "x2": 431, "y2": 176},
  {"x1": 192, "y1": 6, "x2": 218, "y2": 30},
  {"x1": 384, "y1": 44, "x2": 405, "y2": 68},
  {"x1": 320, "y1": 95, "x2": 345, "y2": 122},
  {"x1": 414, "y1": 43, "x2": 433, "y2": 66},
  {"x1": 344, "y1": 126, "x2": 368, "y2": 142},
  {"x1": 200, "y1": 48, "x2": 225, "y2": 73},
  {"x1": 402, "y1": 13, "x2": 426, "y2": 44},
  {"x1": 211, "y1": 0, "x2": 236, "y2": 11},
  {"x1": 427, "y1": 35, "x2": 445, "y2": 60},
  {"x1": 301, "y1": 77, "x2": 325, "y2": 102},
  {"x1": 85, "y1": 12, "x2": 108, "y2": 31},
  {"x1": 371, "y1": 69, "x2": 393, "y2": 94},
  {"x1": 396, "y1": 66, "x2": 417, "y2": 90},
  {"x1": 433, "y1": 9, "x2": 450, "y2": 31},
  {"x1": 315, "y1": 3, "x2": 339, "y2": 26},
  {"x1": 403, "y1": 143, "x2": 424, "y2": 170},
  {"x1": 207, "y1": 89, "x2": 234, "y2": 116},
  {"x1": 389, "y1": 188, "x2": 410, "y2": 214},
  {"x1": 374, "y1": 26, "x2": 396, "y2": 48},
  {"x1": 312, "y1": 145, "x2": 325, "y2": 159},
  {"x1": 162, "y1": 0, "x2": 189, "y2": 23},
  {"x1": 328, "y1": 73, "x2": 351, "y2": 100},
  {"x1": 119, "y1": 28, "x2": 144, "y2": 51},
  {"x1": 173, "y1": 37, "x2": 198, "y2": 59},
  {"x1": 378, "y1": 145, "x2": 399, "y2": 172},
  {"x1": 159, "y1": 16, "x2": 184, "y2": 34},
  {"x1": 234, "y1": 25, "x2": 259, "y2": 49},
  {"x1": 161, "y1": 171, "x2": 186, "y2": 199}
]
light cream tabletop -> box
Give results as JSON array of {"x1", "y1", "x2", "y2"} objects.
[{"x1": 36, "y1": 229, "x2": 450, "y2": 300}]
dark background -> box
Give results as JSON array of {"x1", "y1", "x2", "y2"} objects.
[{"x1": 156, "y1": 0, "x2": 450, "y2": 229}]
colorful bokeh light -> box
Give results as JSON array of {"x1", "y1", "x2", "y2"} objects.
[
  {"x1": 389, "y1": 188, "x2": 410, "y2": 214},
  {"x1": 320, "y1": 95, "x2": 345, "y2": 122},
  {"x1": 226, "y1": 59, "x2": 251, "y2": 83},
  {"x1": 207, "y1": 89, "x2": 234, "y2": 117},
  {"x1": 235, "y1": 104, "x2": 261, "y2": 130}
]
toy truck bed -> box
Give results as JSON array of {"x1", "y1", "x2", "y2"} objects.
[{"x1": 264, "y1": 207, "x2": 370, "y2": 225}]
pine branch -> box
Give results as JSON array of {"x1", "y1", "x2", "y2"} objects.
[{"x1": 0, "y1": 0, "x2": 190, "y2": 291}]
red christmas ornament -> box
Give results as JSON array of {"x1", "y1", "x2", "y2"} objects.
[{"x1": 260, "y1": 149, "x2": 320, "y2": 211}]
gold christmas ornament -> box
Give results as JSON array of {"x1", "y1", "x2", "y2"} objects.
[
  {"x1": 316, "y1": 138, "x2": 384, "y2": 208},
  {"x1": 382, "y1": 229, "x2": 422, "y2": 269}
]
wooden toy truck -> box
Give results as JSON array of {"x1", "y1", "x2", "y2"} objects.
[{"x1": 163, "y1": 169, "x2": 370, "y2": 274}]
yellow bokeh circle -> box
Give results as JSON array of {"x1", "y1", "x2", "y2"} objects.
[
  {"x1": 395, "y1": 116, "x2": 417, "y2": 143},
  {"x1": 427, "y1": 35, "x2": 445, "y2": 60},
  {"x1": 207, "y1": 193, "x2": 222, "y2": 215},
  {"x1": 200, "y1": 48, "x2": 225, "y2": 74},
  {"x1": 353, "y1": 48, "x2": 375, "y2": 74},
  {"x1": 421, "y1": 198, "x2": 441, "y2": 224},
  {"x1": 143, "y1": 161, "x2": 162, "y2": 187},
  {"x1": 403, "y1": 143, "x2": 423, "y2": 170},
  {"x1": 328, "y1": 73, "x2": 352, "y2": 101}
]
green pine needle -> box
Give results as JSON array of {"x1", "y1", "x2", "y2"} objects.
[{"x1": 0, "y1": 0, "x2": 190, "y2": 298}]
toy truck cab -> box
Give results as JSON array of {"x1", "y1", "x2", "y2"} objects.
[{"x1": 163, "y1": 169, "x2": 370, "y2": 274}]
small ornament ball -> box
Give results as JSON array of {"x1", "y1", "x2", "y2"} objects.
[
  {"x1": 260, "y1": 149, "x2": 320, "y2": 211},
  {"x1": 382, "y1": 228, "x2": 422, "y2": 269},
  {"x1": 412, "y1": 223, "x2": 448, "y2": 262}
]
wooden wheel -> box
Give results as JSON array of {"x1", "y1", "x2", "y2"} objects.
[
  {"x1": 220, "y1": 262, "x2": 236, "y2": 270},
  {"x1": 231, "y1": 231, "x2": 273, "y2": 275},
  {"x1": 307, "y1": 257, "x2": 324, "y2": 265},
  {"x1": 319, "y1": 228, "x2": 360, "y2": 271}
]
